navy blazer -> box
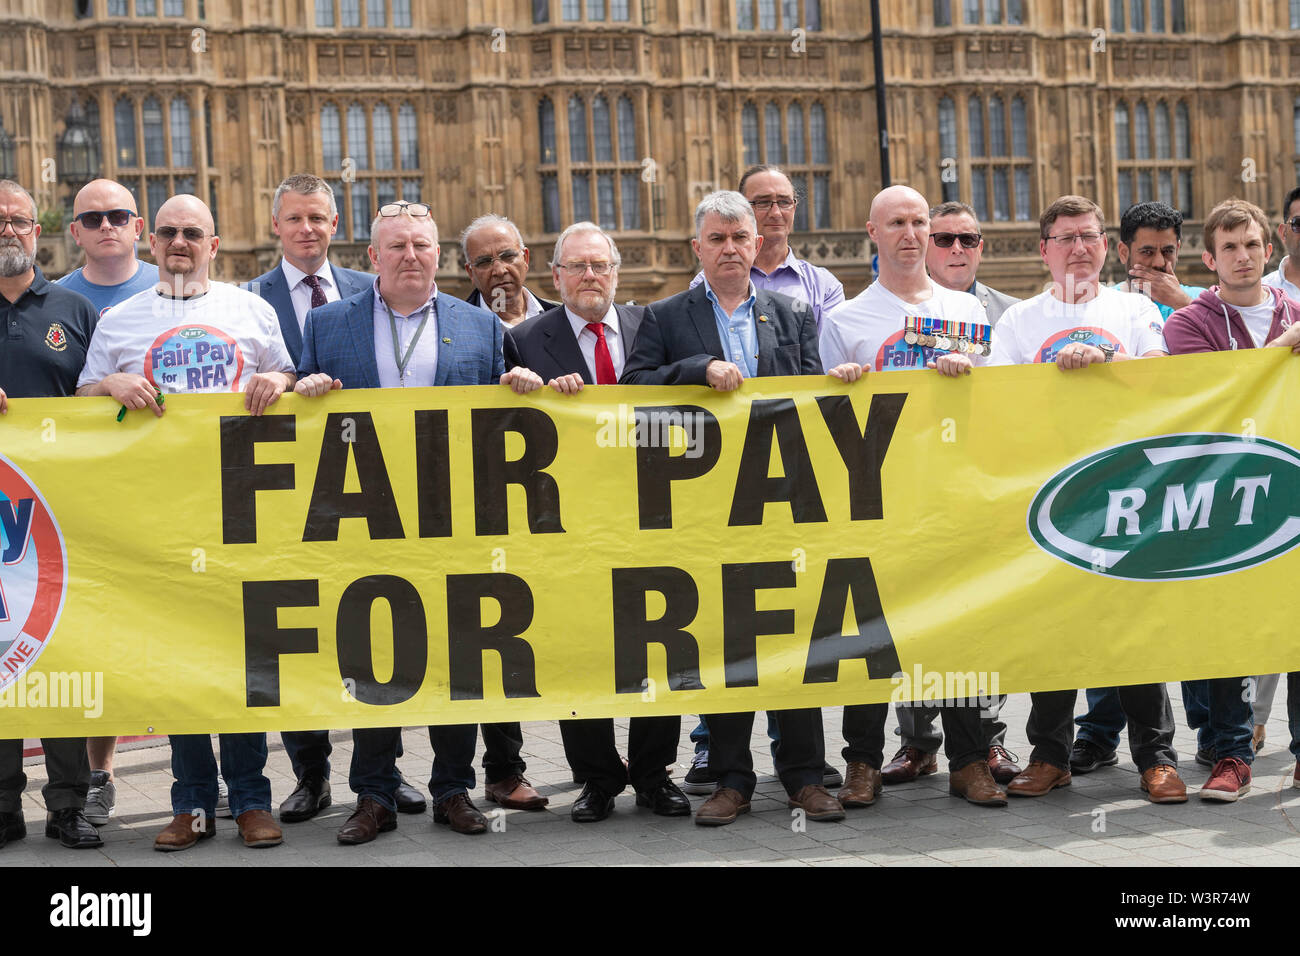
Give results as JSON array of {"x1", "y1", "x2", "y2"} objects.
[
  {"x1": 504, "y1": 303, "x2": 645, "y2": 382},
  {"x1": 298, "y1": 287, "x2": 505, "y2": 388},
  {"x1": 619, "y1": 284, "x2": 820, "y2": 385},
  {"x1": 245, "y1": 261, "x2": 372, "y2": 365}
]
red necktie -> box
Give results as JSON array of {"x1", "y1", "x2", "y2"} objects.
[
  {"x1": 303, "y1": 274, "x2": 327, "y2": 310},
  {"x1": 586, "y1": 322, "x2": 616, "y2": 384}
]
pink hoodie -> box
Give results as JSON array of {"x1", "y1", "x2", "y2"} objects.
[{"x1": 1163, "y1": 284, "x2": 1300, "y2": 354}]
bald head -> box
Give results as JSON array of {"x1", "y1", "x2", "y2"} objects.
[
  {"x1": 868, "y1": 185, "x2": 928, "y2": 226},
  {"x1": 72, "y1": 179, "x2": 138, "y2": 217},
  {"x1": 866, "y1": 185, "x2": 931, "y2": 284},
  {"x1": 150, "y1": 194, "x2": 219, "y2": 291},
  {"x1": 156, "y1": 194, "x2": 215, "y2": 234},
  {"x1": 69, "y1": 178, "x2": 145, "y2": 268}
]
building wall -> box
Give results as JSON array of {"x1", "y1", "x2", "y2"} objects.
[{"x1": 1, "y1": 0, "x2": 1296, "y2": 300}]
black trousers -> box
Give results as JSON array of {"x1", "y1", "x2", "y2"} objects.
[
  {"x1": 705, "y1": 708, "x2": 823, "y2": 799},
  {"x1": 0, "y1": 737, "x2": 89, "y2": 813},
  {"x1": 560, "y1": 715, "x2": 680, "y2": 795},
  {"x1": 1027, "y1": 684, "x2": 1176, "y2": 772},
  {"x1": 479, "y1": 722, "x2": 527, "y2": 784},
  {"x1": 842, "y1": 702, "x2": 986, "y2": 772}
]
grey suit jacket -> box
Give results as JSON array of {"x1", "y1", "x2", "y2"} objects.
[
  {"x1": 504, "y1": 303, "x2": 644, "y2": 382},
  {"x1": 971, "y1": 281, "x2": 1020, "y2": 327}
]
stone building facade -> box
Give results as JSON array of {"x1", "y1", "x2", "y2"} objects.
[{"x1": 0, "y1": 0, "x2": 1294, "y2": 299}]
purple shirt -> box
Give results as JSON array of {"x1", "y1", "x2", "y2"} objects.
[{"x1": 689, "y1": 247, "x2": 844, "y2": 331}]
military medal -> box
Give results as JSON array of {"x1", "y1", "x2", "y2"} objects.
[{"x1": 904, "y1": 316, "x2": 918, "y2": 346}]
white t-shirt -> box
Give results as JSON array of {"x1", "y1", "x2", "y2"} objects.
[
  {"x1": 78, "y1": 281, "x2": 295, "y2": 393},
  {"x1": 988, "y1": 286, "x2": 1167, "y2": 366},
  {"x1": 1238, "y1": 299, "x2": 1275, "y2": 349},
  {"x1": 819, "y1": 278, "x2": 989, "y2": 372}
]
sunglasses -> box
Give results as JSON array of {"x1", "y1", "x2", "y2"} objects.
[
  {"x1": 74, "y1": 209, "x2": 135, "y2": 229},
  {"x1": 1287, "y1": 217, "x2": 1300, "y2": 233},
  {"x1": 378, "y1": 201, "x2": 431, "y2": 218},
  {"x1": 931, "y1": 232, "x2": 981, "y2": 249},
  {"x1": 154, "y1": 225, "x2": 209, "y2": 243}
]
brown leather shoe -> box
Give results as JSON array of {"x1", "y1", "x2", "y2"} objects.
[
  {"x1": 787, "y1": 784, "x2": 845, "y2": 822},
  {"x1": 987, "y1": 745, "x2": 1022, "y2": 785},
  {"x1": 880, "y1": 747, "x2": 938, "y2": 784},
  {"x1": 236, "y1": 808, "x2": 283, "y2": 848},
  {"x1": 949, "y1": 760, "x2": 1008, "y2": 806},
  {"x1": 1253, "y1": 724, "x2": 1266, "y2": 754},
  {"x1": 484, "y1": 774, "x2": 548, "y2": 811},
  {"x1": 838, "y1": 761, "x2": 883, "y2": 807},
  {"x1": 1007, "y1": 760, "x2": 1072, "y2": 797},
  {"x1": 337, "y1": 797, "x2": 396, "y2": 845},
  {"x1": 694, "y1": 786, "x2": 750, "y2": 826},
  {"x1": 1140, "y1": 764, "x2": 1188, "y2": 804},
  {"x1": 434, "y1": 793, "x2": 488, "y2": 834},
  {"x1": 153, "y1": 813, "x2": 215, "y2": 852}
]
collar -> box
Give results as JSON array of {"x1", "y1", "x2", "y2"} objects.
[
  {"x1": 375, "y1": 277, "x2": 438, "y2": 318},
  {"x1": 282, "y1": 258, "x2": 334, "y2": 290},
  {"x1": 701, "y1": 276, "x2": 757, "y2": 311},
  {"x1": 565, "y1": 303, "x2": 619, "y2": 340},
  {"x1": 524, "y1": 288, "x2": 546, "y2": 318},
  {"x1": 25, "y1": 268, "x2": 49, "y2": 297},
  {"x1": 753, "y1": 247, "x2": 800, "y2": 279}
]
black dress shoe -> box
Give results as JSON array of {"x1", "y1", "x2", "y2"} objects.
[
  {"x1": 45, "y1": 808, "x2": 103, "y2": 849},
  {"x1": 571, "y1": 783, "x2": 617, "y2": 823},
  {"x1": 635, "y1": 780, "x2": 691, "y2": 817},
  {"x1": 0, "y1": 810, "x2": 26, "y2": 848},
  {"x1": 279, "y1": 776, "x2": 331, "y2": 823},
  {"x1": 394, "y1": 772, "x2": 427, "y2": 814}
]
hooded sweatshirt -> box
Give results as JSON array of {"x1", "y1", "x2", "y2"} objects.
[{"x1": 1163, "y1": 285, "x2": 1300, "y2": 355}]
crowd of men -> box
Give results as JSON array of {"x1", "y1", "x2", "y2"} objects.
[{"x1": 1, "y1": 162, "x2": 1298, "y2": 853}]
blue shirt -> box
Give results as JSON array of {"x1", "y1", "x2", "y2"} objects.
[
  {"x1": 56, "y1": 260, "x2": 159, "y2": 319},
  {"x1": 701, "y1": 276, "x2": 758, "y2": 378},
  {"x1": 1111, "y1": 281, "x2": 1205, "y2": 320}
]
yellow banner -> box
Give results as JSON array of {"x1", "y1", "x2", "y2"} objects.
[{"x1": 2, "y1": 349, "x2": 1299, "y2": 737}]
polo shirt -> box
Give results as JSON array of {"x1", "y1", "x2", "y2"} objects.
[{"x1": 0, "y1": 269, "x2": 97, "y2": 398}]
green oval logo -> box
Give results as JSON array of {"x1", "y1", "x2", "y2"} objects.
[
  {"x1": 1028, "y1": 433, "x2": 1300, "y2": 581},
  {"x1": 178, "y1": 327, "x2": 205, "y2": 339}
]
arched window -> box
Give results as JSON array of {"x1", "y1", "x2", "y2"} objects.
[
  {"x1": 1115, "y1": 102, "x2": 1130, "y2": 160},
  {"x1": 938, "y1": 96, "x2": 957, "y2": 202},
  {"x1": 1175, "y1": 102, "x2": 1190, "y2": 158},
  {"x1": 787, "y1": 103, "x2": 805, "y2": 164},
  {"x1": 1011, "y1": 96, "x2": 1028, "y2": 156},
  {"x1": 617, "y1": 96, "x2": 637, "y2": 162},
  {"x1": 539, "y1": 97, "x2": 556, "y2": 164},
  {"x1": 321, "y1": 104, "x2": 342, "y2": 169},
  {"x1": 372, "y1": 104, "x2": 393, "y2": 169},
  {"x1": 346, "y1": 104, "x2": 368, "y2": 169},
  {"x1": 988, "y1": 97, "x2": 1006, "y2": 156},
  {"x1": 1134, "y1": 102, "x2": 1150, "y2": 158},
  {"x1": 742, "y1": 102, "x2": 759, "y2": 166},
  {"x1": 398, "y1": 103, "x2": 418, "y2": 169},
  {"x1": 115, "y1": 97, "x2": 137, "y2": 167},
  {"x1": 1154, "y1": 103, "x2": 1170, "y2": 158},
  {"x1": 764, "y1": 102, "x2": 783, "y2": 163},
  {"x1": 568, "y1": 95, "x2": 588, "y2": 163},
  {"x1": 169, "y1": 97, "x2": 191, "y2": 167},
  {"x1": 810, "y1": 103, "x2": 828, "y2": 164},
  {"x1": 592, "y1": 96, "x2": 612, "y2": 162},
  {"x1": 967, "y1": 96, "x2": 984, "y2": 156},
  {"x1": 142, "y1": 97, "x2": 165, "y2": 167}
]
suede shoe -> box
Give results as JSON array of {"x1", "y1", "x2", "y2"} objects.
[
  {"x1": 0, "y1": 810, "x2": 26, "y2": 849},
  {"x1": 987, "y1": 745, "x2": 1022, "y2": 785},
  {"x1": 880, "y1": 747, "x2": 938, "y2": 784},
  {"x1": 484, "y1": 774, "x2": 548, "y2": 811},
  {"x1": 1068, "y1": 739, "x2": 1118, "y2": 774},
  {"x1": 45, "y1": 808, "x2": 103, "y2": 849},
  {"x1": 1007, "y1": 761, "x2": 1072, "y2": 797},
  {"x1": 695, "y1": 786, "x2": 750, "y2": 826},
  {"x1": 279, "y1": 776, "x2": 330, "y2": 823},
  {"x1": 154, "y1": 813, "x2": 215, "y2": 852},
  {"x1": 1200, "y1": 756, "x2": 1251, "y2": 802},
  {"x1": 635, "y1": 780, "x2": 691, "y2": 816},
  {"x1": 433, "y1": 793, "x2": 488, "y2": 834},
  {"x1": 337, "y1": 797, "x2": 396, "y2": 845},
  {"x1": 571, "y1": 782, "x2": 617, "y2": 823},
  {"x1": 1140, "y1": 765, "x2": 1188, "y2": 804},
  {"x1": 788, "y1": 784, "x2": 845, "y2": 822},
  {"x1": 682, "y1": 750, "x2": 717, "y2": 795},
  {"x1": 236, "y1": 809, "x2": 283, "y2": 848},
  {"x1": 949, "y1": 761, "x2": 1008, "y2": 806},
  {"x1": 838, "y1": 761, "x2": 883, "y2": 807},
  {"x1": 394, "y1": 772, "x2": 427, "y2": 814}
]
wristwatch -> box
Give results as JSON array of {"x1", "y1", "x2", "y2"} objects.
[{"x1": 1097, "y1": 343, "x2": 1116, "y2": 363}]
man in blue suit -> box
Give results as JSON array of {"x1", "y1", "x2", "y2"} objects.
[
  {"x1": 296, "y1": 200, "x2": 543, "y2": 843},
  {"x1": 244, "y1": 175, "x2": 419, "y2": 825},
  {"x1": 245, "y1": 174, "x2": 371, "y2": 366}
]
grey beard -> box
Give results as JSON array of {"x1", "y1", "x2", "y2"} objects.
[{"x1": 0, "y1": 242, "x2": 34, "y2": 278}]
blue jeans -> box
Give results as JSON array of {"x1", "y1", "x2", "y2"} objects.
[
  {"x1": 1078, "y1": 682, "x2": 1213, "y2": 752},
  {"x1": 170, "y1": 733, "x2": 270, "y2": 819},
  {"x1": 349, "y1": 725, "x2": 477, "y2": 811},
  {"x1": 1194, "y1": 677, "x2": 1254, "y2": 763}
]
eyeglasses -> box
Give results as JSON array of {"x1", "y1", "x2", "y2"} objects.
[
  {"x1": 931, "y1": 232, "x2": 981, "y2": 249},
  {"x1": 0, "y1": 217, "x2": 35, "y2": 236},
  {"x1": 470, "y1": 249, "x2": 523, "y2": 270},
  {"x1": 750, "y1": 198, "x2": 797, "y2": 211},
  {"x1": 559, "y1": 260, "x2": 614, "y2": 276},
  {"x1": 154, "y1": 226, "x2": 209, "y2": 243},
  {"x1": 378, "y1": 201, "x2": 432, "y2": 218},
  {"x1": 74, "y1": 209, "x2": 135, "y2": 229},
  {"x1": 1045, "y1": 231, "x2": 1105, "y2": 246}
]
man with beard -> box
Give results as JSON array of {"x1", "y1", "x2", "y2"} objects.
[{"x1": 0, "y1": 180, "x2": 101, "y2": 851}]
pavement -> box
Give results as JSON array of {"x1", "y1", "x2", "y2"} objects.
[{"x1": 5, "y1": 683, "x2": 1300, "y2": 867}]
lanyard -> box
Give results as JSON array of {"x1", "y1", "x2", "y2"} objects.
[{"x1": 385, "y1": 301, "x2": 431, "y2": 384}]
